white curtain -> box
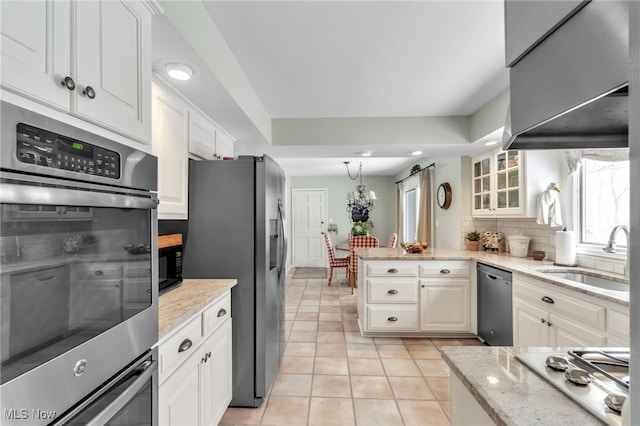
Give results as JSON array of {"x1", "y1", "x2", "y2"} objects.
[
  {"x1": 395, "y1": 181, "x2": 404, "y2": 243},
  {"x1": 565, "y1": 148, "x2": 629, "y2": 174},
  {"x1": 416, "y1": 169, "x2": 432, "y2": 244}
]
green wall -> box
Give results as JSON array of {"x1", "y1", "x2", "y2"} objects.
[{"x1": 288, "y1": 175, "x2": 397, "y2": 249}]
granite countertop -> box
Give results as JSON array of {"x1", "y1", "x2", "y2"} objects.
[
  {"x1": 158, "y1": 278, "x2": 238, "y2": 339},
  {"x1": 441, "y1": 346, "x2": 603, "y2": 426},
  {"x1": 354, "y1": 247, "x2": 629, "y2": 306}
]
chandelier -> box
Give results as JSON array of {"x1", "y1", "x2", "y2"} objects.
[{"x1": 344, "y1": 161, "x2": 377, "y2": 222}]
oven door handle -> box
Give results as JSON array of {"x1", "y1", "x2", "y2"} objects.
[
  {"x1": 0, "y1": 183, "x2": 157, "y2": 210},
  {"x1": 84, "y1": 360, "x2": 157, "y2": 426}
]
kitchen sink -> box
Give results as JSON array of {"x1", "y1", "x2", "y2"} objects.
[{"x1": 536, "y1": 269, "x2": 629, "y2": 292}]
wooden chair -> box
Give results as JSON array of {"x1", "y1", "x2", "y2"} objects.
[
  {"x1": 324, "y1": 233, "x2": 349, "y2": 286},
  {"x1": 348, "y1": 235, "x2": 379, "y2": 293},
  {"x1": 387, "y1": 233, "x2": 398, "y2": 248}
]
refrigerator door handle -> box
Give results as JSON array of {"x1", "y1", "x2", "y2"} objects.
[{"x1": 278, "y1": 199, "x2": 288, "y2": 280}]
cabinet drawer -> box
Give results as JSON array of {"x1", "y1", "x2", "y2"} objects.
[
  {"x1": 515, "y1": 280, "x2": 605, "y2": 330},
  {"x1": 159, "y1": 315, "x2": 203, "y2": 383},
  {"x1": 124, "y1": 264, "x2": 151, "y2": 277},
  {"x1": 76, "y1": 262, "x2": 122, "y2": 278},
  {"x1": 202, "y1": 293, "x2": 231, "y2": 336},
  {"x1": 420, "y1": 262, "x2": 470, "y2": 278},
  {"x1": 366, "y1": 262, "x2": 418, "y2": 277},
  {"x1": 367, "y1": 306, "x2": 418, "y2": 331},
  {"x1": 367, "y1": 280, "x2": 418, "y2": 304}
]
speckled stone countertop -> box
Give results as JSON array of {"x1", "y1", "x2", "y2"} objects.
[
  {"x1": 354, "y1": 247, "x2": 629, "y2": 306},
  {"x1": 158, "y1": 279, "x2": 237, "y2": 339},
  {"x1": 441, "y1": 346, "x2": 603, "y2": 426}
]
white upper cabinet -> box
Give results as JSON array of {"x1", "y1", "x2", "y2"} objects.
[
  {"x1": 152, "y1": 81, "x2": 189, "y2": 220},
  {"x1": 189, "y1": 109, "x2": 217, "y2": 160},
  {"x1": 471, "y1": 149, "x2": 563, "y2": 218},
  {"x1": 188, "y1": 109, "x2": 235, "y2": 161},
  {"x1": 1, "y1": 0, "x2": 153, "y2": 145}
]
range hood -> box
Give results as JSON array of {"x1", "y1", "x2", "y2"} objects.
[{"x1": 503, "y1": 0, "x2": 629, "y2": 150}]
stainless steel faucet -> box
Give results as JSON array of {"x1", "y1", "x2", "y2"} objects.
[{"x1": 603, "y1": 225, "x2": 630, "y2": 277}]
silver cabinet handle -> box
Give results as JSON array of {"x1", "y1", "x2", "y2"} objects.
[
  {"x1": 82, "y1": 85, "x2": 96, "y2": 99},
  {"x1": 541, "y1": 296, "x2": 555, "y2": 304},
  {"x1": 95, "y1": 270, "x2": 104, "y2": 276},
  {"x1": 387, "y1": 316, "x2": 398, "y2": 322},
  {"x1": 178, "y1": 339, "x2": 193, "y2": 353},
  {"x1": 440, "y1": 269, "x2": 451, "y2": 274},
  {"x1": 217, "y1": 308, "x2": 227, "y2": 317},
  {"x1": 61, "y1": 76, "x2": 76, "y2": 91},
  {"x1": 387, "y1": 289, "x2": 398, "y2": 295},
  {"x1": 541, "y1": 318, "x2": 546, "y2": 324},
  {"x1": 387, "y1": 268, "x2": 398, "y2": 273}
]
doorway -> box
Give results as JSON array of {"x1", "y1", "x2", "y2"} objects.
[{"x1": 292, "y1": 189, "x2": 328, "y2": 267}]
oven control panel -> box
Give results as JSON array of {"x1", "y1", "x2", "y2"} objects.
[{"x1": 16, "y1": 123, "x2": 121, "y2": 179}]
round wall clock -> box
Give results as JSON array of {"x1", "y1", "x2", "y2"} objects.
[{"x1": 437, "y1": 182, "x2": 452, "y2": 209}]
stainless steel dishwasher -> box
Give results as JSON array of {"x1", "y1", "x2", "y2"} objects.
[{"x1": 477, "y1": 263, "x2": 513, "y2": 345}]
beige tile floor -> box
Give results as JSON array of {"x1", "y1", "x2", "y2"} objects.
[{"x1": 220, "y1": 270, "x2": 485, "y2": 426}]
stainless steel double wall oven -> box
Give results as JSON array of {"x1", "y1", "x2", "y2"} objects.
[{"x1": 0, "y1": 101, "x2": 159, "y2": 425}]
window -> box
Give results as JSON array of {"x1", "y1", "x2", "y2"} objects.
[
  {"x1": 403, "y1": 188, "x2": 417, "y2": 243},
  {"x1": 580, "y1": 158, "x2": 630, "y2": 247}
]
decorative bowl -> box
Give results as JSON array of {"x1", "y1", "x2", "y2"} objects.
[
  {"x1": 531, "y1": 250, "x2": 546, "y2": 261},
  {"x1": 123, "y1": 244, "x2": 151, "y2": 255},
  {"x1": 401, "y1": 242, "x2": 429, "y2": 253}
]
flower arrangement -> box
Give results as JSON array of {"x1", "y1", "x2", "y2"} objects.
[{"x1": 351, "y1": 221, "x2": 368, "y2": 236}]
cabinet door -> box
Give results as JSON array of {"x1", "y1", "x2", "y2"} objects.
[
  {"x1": 494, "y1": 150, "x2": 524, "y2": 215},
  {"x1": 549, "y1": 315, "x2": 607, "y2": 347},
  {"x1": 471, "y1": 154, "x2": 493, "y2": 216},
  {"x1": 201, "y1": 320, "x2": 233, "y2": 426},
  {"x1": 419, "y1": 279, "x2": 469, "y2": 332},
  {"x1": 152, "y1": 82, "x2": 189, "y2": 219},
  {"x1": 513, "y1": 297, "x2": 549, "y2": 346},
  {"x1": 159, "y1": 351, "x2": 201, "y2": 426},
  {"x1": 74, "y1": 0, "x2": 151, "y2": 143},
  {"x1": 79, "y1": 279, "x2": 122, "y2": 325},
  {"x1": 0, "y1": 0, "x2": 71, "y2": 110},
  {"x1": 215, "y1": 130, "x2": 234, "y2": 159},
  {"x1": 189, "y1": 109, "x2": 217, "y2": 160}
]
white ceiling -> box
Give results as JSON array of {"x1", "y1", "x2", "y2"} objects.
[{"x1": 153, "y1": 1, "x2": 509, "y2": 176}]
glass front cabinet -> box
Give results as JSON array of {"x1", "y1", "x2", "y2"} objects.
[{"x1": 472, "y1": 149, "x2": 525, "y2": 216}]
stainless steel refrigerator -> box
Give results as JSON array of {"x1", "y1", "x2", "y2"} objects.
[{"x1": 183, "y1": 155, "x2": 287, "y2": 407}]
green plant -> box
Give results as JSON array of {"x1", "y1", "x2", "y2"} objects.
[
  {"x1": 351, "y1": 221, "x2": 368, "y2": 236},
  {"x1": 465, "y1": 231, "x2": 482, "y2": 241}
]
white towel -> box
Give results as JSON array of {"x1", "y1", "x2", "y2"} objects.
[{"x1": 536, "y1": 185, "x2": 563, "y2": 227}]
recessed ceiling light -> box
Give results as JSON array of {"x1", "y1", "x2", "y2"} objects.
[
  {"x1": 411, "y1": 150, "x2": 423, "y2": 156},
  {"x1": 361, "y1": 151, "x2": 372, "y2": 157},
  {"x1": 166, "y1": 63, "x2": 193, "y2": 81},
  {"x1": 485, "y1": 140, "x2": 499, "y2": 146}
]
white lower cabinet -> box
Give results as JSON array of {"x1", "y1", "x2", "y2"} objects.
[
  {"x1": 159, "y1": 291, "x2": 232, "y2": 426},
  {"x1": 357, "y1": 259, "x2": 472, "y2": 335},
  {"x1": 513, "y1": 274, "x2": 628, "y2": 347}
]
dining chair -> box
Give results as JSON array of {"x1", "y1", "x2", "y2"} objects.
[
  {"x1": 324, "y1": 233, "x2": 349, "y2": 287},
  {"x1": 348, "y1": 235, "x2": 379, "y2": 293},
  {"x1": 387, "y1": 232, "x2": 398, "y2": 248}
]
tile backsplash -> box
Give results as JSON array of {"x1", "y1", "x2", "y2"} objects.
[{"x1": 461, "y1": 215, "x2": 626, "y2": 275}]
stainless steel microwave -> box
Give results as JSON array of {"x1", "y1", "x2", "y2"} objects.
[{"x1": 158, "y1": 233, "x2": 183, "y2": 291}]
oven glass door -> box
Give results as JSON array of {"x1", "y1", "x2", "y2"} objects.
[{"x1": 0, "y1": 177, "x2": 154, "y2": 385}]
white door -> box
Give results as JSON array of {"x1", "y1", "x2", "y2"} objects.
[{"x1": 292, "y1": 189, "x2": 327, "y2": 267}]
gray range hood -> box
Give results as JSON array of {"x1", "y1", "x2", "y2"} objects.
[{"x1": 503, "y1": 0, "x2": 629, "y2": 150}]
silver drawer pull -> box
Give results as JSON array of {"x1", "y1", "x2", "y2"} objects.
[
  {"x1": 95, "y1": 270, "x2": 104, "y2": 276},
  {"x1": 440, "y1": 269, "x2": 451, "y2": 274},
  {"x1": 217, "y1": 308, "x2": 227, "y2": 317},
  {"x1": 387, "y1": 268, "x2": 398, "y2": 273},
  {"x1": 387, "y1": 289, "x2": 398, "y2": 295},
  {"x1": 541, "y1": 296, "x2": 555, "y2": 304},
  {"x1": 178, "y1": 338, "x2": 193, "y2": 353},
  {"x1": 387, "y1": 316, "x2": 398, "y2": 322}
]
